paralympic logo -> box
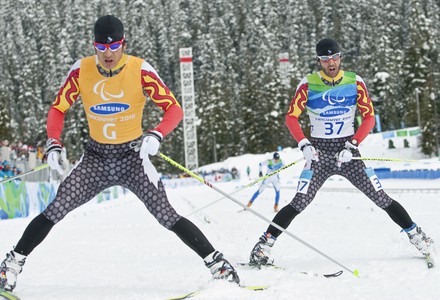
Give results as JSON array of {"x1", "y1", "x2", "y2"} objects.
[
  {"x1": 322, "y1": 90, "x2": 345, "y2": 105},
  {"x1": 93, "y1": 79, "x2": 124, "y2": 101}
]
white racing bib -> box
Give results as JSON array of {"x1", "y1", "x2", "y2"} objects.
[
  {"x1": 305, "y1": 72, "x2": 358, "y2": 139},
  {"x1": 297, "y1": 169, "x2": 313, "y2": 194},
  {"x1": 309, "y1": 108, "x2": 356, "y2": 138}
]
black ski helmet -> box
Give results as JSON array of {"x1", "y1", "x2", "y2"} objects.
[
  {"x1": 316, "y1": 38, "x2": 340, "y2": 56},
  {"x1": 273, "y1": 152, "x2": 280, "y2": 160},
  {"x1": 94, "y1": 15, "x2": 124, "y2": 44}
]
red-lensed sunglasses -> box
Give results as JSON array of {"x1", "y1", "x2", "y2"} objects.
[
  {"x1": 317, "y1": 52, "x2": 341, "y2": 62},
  {"x1": 94, "y1": 38, "x2": 125, "y2": 52}
]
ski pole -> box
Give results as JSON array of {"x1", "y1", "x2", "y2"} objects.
[
  {"x1": 159, "y1": 152, "x2": 359, "y2": 277},
  {"x1": 353, "y1": 157, "x2": 440, "y2": 163},
  {"x1": 185, "y1": 157, "x2": 303, "y2": 217},
  {"x1": 0, "y1": 164, "x2": 49, "y2": 185}
]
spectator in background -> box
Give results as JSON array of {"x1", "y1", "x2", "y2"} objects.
[
  {"x1": 9, "y1": 143, "x2": 17, "y2": 162},
  {"x1": 17, "y1": 143, "x2": 29, "y2": 161},
  {"x1": 1, "y1": 140, "x2": 11, "y2": 163},
  {"x1": 231, "y1": 167, "x2": 239, "y2": 179},
  {"x1": 12, "y1": 166, "x2": 21, "y2": 176},
  {"x1": 0, "y1": 162, "x2": 14, "y2": 179},
  {"x1": 36, "y1": 144, "x2": 45, "y2": 162}
]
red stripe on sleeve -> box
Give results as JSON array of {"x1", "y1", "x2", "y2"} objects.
[
  {"x1": 46, "y1": 107, "x2": 65, "y2": 140},
  {"x1": 153, "y1": 105, "x2": 183, "y2": 137},
  {"x1": 353, "y1": 79, "x2": 375, "y2": 144},
  {"x1": 285, "y1": 114, "x2": 306, "y2": 143},
  {"x1": 352, "y1": 115, "x2": 375, "y2": 144}
]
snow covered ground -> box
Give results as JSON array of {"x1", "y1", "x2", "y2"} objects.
[{"x1": 1, "y1": 133, "x2": 440, "y2": 300}]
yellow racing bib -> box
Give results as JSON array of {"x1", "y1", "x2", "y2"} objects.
[{"x1": 78, "y1": 56, "x2": 146, "y2": 143}]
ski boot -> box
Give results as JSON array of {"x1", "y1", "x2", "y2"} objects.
[
  {"x1": 249, "y1": 232, "x2": 276, "y2": 266},
  {"x1": 204, "y1": 251, "x2": 240, "y2": 284},
  {"x1": 0, "y1": 251, "x2": 27, "y2": 292},
  {"x1": 274, "y1": 204, "x2": 279, "y2": 212},
  {"x1": 405, "y1": 224, "x2": 434, "y2": 256}
]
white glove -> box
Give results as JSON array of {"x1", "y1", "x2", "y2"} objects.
[
  {"x1": 139, "y1": 130, "x2": 163, "y2": 189},
  {"x1": 46, "y1": 138, "x2": 68, "y2": 176},
  {"x1": 337, "y1": 141, "x2": 358, "y2": 167},
  {"x1": 298, "y1": 138, "x2": 319, "y2": 162},
  {"x1": 140, "y1": 130, "x2": 163, "y2": 158}
]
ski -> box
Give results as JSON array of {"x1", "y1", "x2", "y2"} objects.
[
  {"x1": 236, "y1": 262, "x2": 343, "y2": 278},
  {"x1": 0, "y1": 289, "x2": 22, "y2": 300},
  {"x1": 425, "y1": 254, "x2": 434, "y2": 269},
  {"x1": 236, "y1": 262, "x2": 284, "y2": 270},
  {"x1": 165, "y1": 284, "x2": 268, "y2": 300},
  {"x1": 166, "y1": 290, "x2": 199, "y2": 300}
]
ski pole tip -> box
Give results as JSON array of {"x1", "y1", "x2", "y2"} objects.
[{"x1": 353, "y1": 269, "x2": 360, "y2": 277}]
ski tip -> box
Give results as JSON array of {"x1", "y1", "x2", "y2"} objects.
[
  {"x1": 240, "y1": 285, "x2": 269, "y2": 291},
  {"x1": 0, "y1": 289, "x2": 22, "y2": 300},
  {"x1": 426, "y1": 254, "x2": 435, "y2": 268},
  {"x1": 353, "y1": 269, "x2": 360, "y2": 278},
  {"x1": 165, "y1": 290, "x2": 199, "y2": 300}
]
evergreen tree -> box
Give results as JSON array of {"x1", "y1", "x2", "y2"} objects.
[
  {"x1": 403, "y1": 0, "x2": 438, "y2": 155},
  {"x1": 1, "y1": 0, "x2": 440, "y2": 165},
  {"x1": 0, "y1": 93, "x2": 11, "y2": 141}
]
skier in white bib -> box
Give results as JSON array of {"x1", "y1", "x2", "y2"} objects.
[
  {"x1": 247, "y1": 152, "x2": 284, "y2": 212},
  {"x1": 249, "y1": 38, "x2": 434, "y2": 267}
]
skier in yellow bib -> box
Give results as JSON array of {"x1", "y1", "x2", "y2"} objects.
[{"x1": 0, "y1": 15, "x2": 239, "y2": 292}]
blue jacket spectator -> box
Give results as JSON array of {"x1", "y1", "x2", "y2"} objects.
[{"x1": 0, "y1": 161, "x2": 15, "y2": 178}]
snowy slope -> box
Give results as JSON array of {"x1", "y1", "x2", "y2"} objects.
[{"x1": 1, "y1": 131, "x2": 440, "y2": 300}]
